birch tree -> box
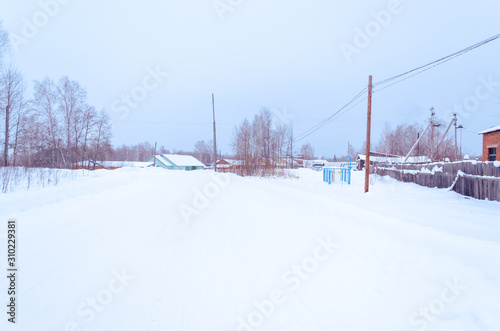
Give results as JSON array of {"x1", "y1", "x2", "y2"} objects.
[
  {"x1": 300, "y1": 143, "x2": 314, "y2": 160},
  {"x1": 0, "y1": 21, "x2": 8, "y2": 62},
  {"x1": 80, "y1": 105, "x2": 97, "y2": 168},
  {"x1": 0, "y1": 63, "x2": 25, "y2": 166},
  {"x1": 58, "y1": 76, "x2": 87, "y2": 167},
  {"x1": 92, "y1": 110, "x2": 112, "y2": 166},
  {"x1": 33, "y1": 77, "x2": 61, "y2": 168}
]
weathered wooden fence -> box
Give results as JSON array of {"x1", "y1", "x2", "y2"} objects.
[{"x1": 374, "y1": 161, "x2": 500, "y2": 202}]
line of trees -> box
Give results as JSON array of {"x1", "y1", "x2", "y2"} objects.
[
  {"x1": 193, "y1": 140, "x2": 214, "y2": 165},
  {"x1": 0, "y1": 24, "x2": 112, "y2": 169},
  {"x1": 110, "y1": 141, "x2": 169, "y2": 162},
  {"x1": 376, "y1": 119, "x2": 458, "y2": 161},
  {"x1": 232, "y1": 108, "x2": 294, "y2": 176}
]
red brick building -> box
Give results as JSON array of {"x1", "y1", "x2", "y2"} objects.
[{"x1": 479, "y1": 125, "x2": 500, "y2": 161}]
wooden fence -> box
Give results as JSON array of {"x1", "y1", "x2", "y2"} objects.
[{"x1": 374, "y1": 161, "x2": 500, "y2": 202}]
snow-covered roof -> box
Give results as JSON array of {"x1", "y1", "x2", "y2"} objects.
[
  {"x1": 357, "y1": 155, "x2": 431, "y2": 164},
  {"x1": 153, "y1": 156, "x2": 173, "y2": 168},
  {"x1": 217, "y1": 159, "x2": 242, "y2": 167},
  {"x1": 478, "y1": 125, "x2": 500, "y2": 135},
  {"x1": 161, "y1": 154, "x2": 205, "y2": 167}
]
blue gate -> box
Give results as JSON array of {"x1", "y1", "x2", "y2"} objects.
[{"x1": 323, "y1": 167, "x2": 351, "y2": 185}]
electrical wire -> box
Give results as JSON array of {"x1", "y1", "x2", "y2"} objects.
[
  {"x1": 294, "y1": 87, "x2": 367, "y2": 142},
  {"x1": 293, "y1": 33, "x2": 500, "y2": 143},
  {"x1": 373, "y1": 33, "x2": 500, "y2": 91}
]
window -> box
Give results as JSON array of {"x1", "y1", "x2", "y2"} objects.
[{"x1": 489, "y1": 148, "x2": 497, "y2": 161}]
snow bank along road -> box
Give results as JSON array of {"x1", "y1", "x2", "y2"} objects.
[{"x1": 0, "y1": 168, "x2": 499, "y2": 331}]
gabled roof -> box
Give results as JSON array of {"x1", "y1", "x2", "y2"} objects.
[
  {"x1": 160, "y1": 154, "x2": 205, "y2": 167},
  {"x1": 217, "y1": 159, "x2": 242, "y2": 167},
  {"x1": 478, "y1": 125, "x2": 500, "y2": 135}
]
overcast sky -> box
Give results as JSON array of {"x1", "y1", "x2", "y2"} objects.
[{"x1": 0, "y1": 0, "x2": 499, "y2": 158}]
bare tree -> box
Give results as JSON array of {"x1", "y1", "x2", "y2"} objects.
[
  {"x1": 232, "y1": 108, "x2": 293, "y2": 176},
  {"x1": 33, "y1": 77, "x2": 61, "y2": 168},
  {"x1": 273, "y1": 124, "x2": 289, "y2": 168},
  {"x1": 300, "y1": 142, "x2": 314, "y2": 160},
  {"x1": 13, "y1": 106, "x2": 39, "y2": 167},
  {"x1": 233, "y1": 118, "x2": 253, "y2": 175},
  {"x1": 0, "y1": 63, "x2": 25, "y2": 166},
  {"x1": 58, "y1": 76, "x2": 87, "y2": 168},
  {"x1": 11, "y1": 94, "x2": 29, "y2": 166},
  {"x1": 251, "y1": 108, "x2": 273, "y2": 172},
  {"x1": 194, "y1": 140, "x2": 213, "y2": 165},
  {"x1": 80, "y1": 105, "x2": 97, "y2": 168},
  {"x1": 0, "y1": 21, "x2": 8, "y2": 62},
  {"x1": 376, "y1": 120, "x2": 456, "y2": 161},
  {"x1": 92, "y1": 110, "x2": 112, "y2": 166}
]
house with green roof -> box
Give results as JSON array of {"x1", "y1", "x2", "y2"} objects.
[{"x1": 146, "y1": 154, "x2": 205, "y2": 171}]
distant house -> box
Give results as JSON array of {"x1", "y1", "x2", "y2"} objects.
[
  {"x1": 303, "y1": 160, "x2": 328, "y2": 169},
  {"x1": 216, "y1": 159, "x2": 242, "y2": 172},
  {"x1": 146, "y1": 154, "x2": 205, "y2": 171},
  {"x1": 479, "y1": 125, "x2": 500, "y2": 161},
  {"x1": 292, "y1": 159, "x2": 304, "y2": 168}
]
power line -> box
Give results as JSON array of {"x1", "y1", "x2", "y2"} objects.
[
  {"x1": 373, "y1": 33, "x2": 500, "y2": 91},
  {"x1": 294, "y1": 87, "x2": 367, "y2": 142},
  {"x1": 293, "y1": 33, "x2": 500, "y2": 144}
]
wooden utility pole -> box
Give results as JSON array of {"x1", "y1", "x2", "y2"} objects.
[
  {"x1": 435, "y1": 115, "x2": 455, "y2": 159},
  {"x1": 364, "y1": 75, "x2": 372, "y2": 193},
  {"x1": 417, "y1": 132, "x2": 420, "y2": 157},
  {"x1": 454, "y1": 113, "x2": 458, "y2": 160},
  {"x1": 457, "y1": 124, "x2": 463, "y2": 158},
  {"x1": 405, "y1": 123, "x2": 431, "y2": 163},
  {"x1": 212, "y1": 93, "x2": 217, "y2": 172},
  {"x1": 430, "y1": 107, "x2": 435, "y2": 159}
]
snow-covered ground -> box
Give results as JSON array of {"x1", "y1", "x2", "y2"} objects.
[{"x1": 0, "y1": 168, "x2": 499, "y2": 331}]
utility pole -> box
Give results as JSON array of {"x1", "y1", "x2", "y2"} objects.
[
  {"x1": 154, "y1": 141, "x2": 157, "y2": 167},
  {"x1": 454, "y1": 113, "x2": 458, "y2": 160},
  {"x1": 457, "y1": 124, "x2": 464, "y2": 158},
  {"x1": 364, "y1": 75, "x2": 372, "y2": 193},
  {"x1": 430, "y1": 108, "x2": 434, "y2": 157},
  {"x1": 405, "y1": 122, "x2": 431, "y2": 163},
  {"x1": 417, "y1": 132, "x2": 420, "y2": 157},
  {"x1": 435, "y1": 114, "x2": 456, "y2": 160},
  {"x1": 212, "y1": 93, "x2": 217, "y2": 172}
]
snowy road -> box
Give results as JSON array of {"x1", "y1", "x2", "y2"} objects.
[{"x1": 1, "y1": 168, "x2": 499, "y2": 331}]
